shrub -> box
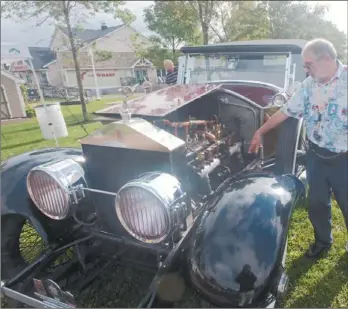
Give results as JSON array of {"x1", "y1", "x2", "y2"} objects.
[
  {"x1": 25, "y1": 103, "x2": 36, "y2": 118},
  {"x1": 20, "y1": 84, "x2": 29, "y2": 104}
]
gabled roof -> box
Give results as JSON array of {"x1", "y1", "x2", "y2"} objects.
[
  {"x1": 27, "y1": 47, "x2": 56, "y2": 70},
  {"x1": 1, "y1": 70, "x2": 26, "y2": 83},
  {"x1": 57, "y1": 24, "x2": 124, "y2": 44}
]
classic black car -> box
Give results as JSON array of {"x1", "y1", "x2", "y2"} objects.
[{"x1": 1, "y1": 39, "x2": 309, "y2": 308}]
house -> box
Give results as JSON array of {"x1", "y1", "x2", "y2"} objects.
[
  {"x1": 45, "y1": 22, "x2": 157, "y2": 94},
  {"x1": 10, "y1": 47, "x2": 56, "y2": 85},
  {"x1": 1, "y1": 70, "x2": 26, "y2": 119}
]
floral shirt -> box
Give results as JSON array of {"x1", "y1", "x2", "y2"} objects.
[{"x1": 281, "y1": 60, "x2": 348, "y2": 153}]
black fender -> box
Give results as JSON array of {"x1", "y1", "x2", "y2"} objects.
[
  {"x1": 1, "y1": 147, "x2": 85, "y2": 243},
  {"x1": 187, "y1": 173, "x2": 305, "y2": 307}
]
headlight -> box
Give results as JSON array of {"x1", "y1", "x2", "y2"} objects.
[
  {"x1": 272, "y1": 93, "x2": 288, "y2": 107},
  {"x1": 27, "y1": 158, "x2": 87, "y2": 220},
  {"x1": 115, "y1": 172, "x2": 188, "y2": 244}
]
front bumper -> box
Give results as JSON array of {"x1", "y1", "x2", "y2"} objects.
[{"x1": 1, "y1": 281, "x2": 76, "y2": 309}]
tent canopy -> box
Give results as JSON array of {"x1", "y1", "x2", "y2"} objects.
[
  {"x1": 1, "y1": 42, "x2": 45, "y2": 104},
  {"x1": 1, "y1": 42, "x2": 33, "y2": 64}
]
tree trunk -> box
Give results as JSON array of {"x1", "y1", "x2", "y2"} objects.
[
  {"x1": 267, "y1": 1, "x2": 274, "y2": 39},
  {"x1": 202, "y1": 23, "x2": 209, "y2": 45},
  {"x1": 172, "y1": 37, "x2": 175, "y2": 59},
  {"x1": 63, "y1": 4, "x2": 88, "y2": 121}
]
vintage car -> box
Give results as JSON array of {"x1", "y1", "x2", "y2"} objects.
[{"x1": 1, "y1": 39, "x2": 309, "y2": 308}]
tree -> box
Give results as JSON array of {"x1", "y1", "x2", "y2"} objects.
[
  {"x1": 132, "y1": 40, "x2": 181, "y2": 69},
  {"x1": 178, "y1": 1, "x2": 258, "y2": 45},
  {"x1": 1, "y1": 1, "x2": 135, "y2": 121},
  {"x1": 142, "y1": 1, "x2": 200, "y2": 58},
  {"x1": 256, "y1": 1, "x2": 347, "y2": 61},
  {"x1": 210, "y1": 1, "x2": 269, "y2": 43},
  {"x1": 182, "y1": 1, "x2": 220, "y2": 45},
  {"x1": 207, "y1": 1, "x2": 347, "y2": 62}
]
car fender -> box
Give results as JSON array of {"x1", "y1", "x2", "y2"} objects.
[
  {"x1": 187, "y1": 172, "x2": 305, "y2": 307},
  {"x1": 1, "y1": 147, "x2": 85, "y2": 243}
]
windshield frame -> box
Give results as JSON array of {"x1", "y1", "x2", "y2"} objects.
[{"x1": 179, "y1": 51, "x2": 294, "y2": 90}]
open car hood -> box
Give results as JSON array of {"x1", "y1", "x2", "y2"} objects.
[{"x1": 95, "y1": 84, "x2": 222, "y2": 118}]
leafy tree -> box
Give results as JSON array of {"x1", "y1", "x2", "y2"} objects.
[
  {"x1": 178, "y1": 1, "x2": 265, "y2": 45},
  {"x1": 210, "y1": 1, "x2": 269, "y2": 43},
  {"x1": 131, "y1": 40, "x2": 181, "y2": 69},
  {"x1": 256, "y1": 1, "x2": 347, "y2": 61},
  {"x1": 142, "y1": 1, "x2": 200, "y2": 58},
  {"x1": 208, "y1": 1, "x2": 347, "y2": 62},
  {"x1": 182, "y1": 1, "x2": 220, "y2": 45},
  {"x1": 1, "y1": 1, "x2": 135, "y2": 121}
]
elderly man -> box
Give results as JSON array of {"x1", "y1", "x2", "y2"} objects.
[
  {"x1": 249, "y1": 38, "x2": 348, "y2": 258},
  {"x1": 163, "y1": 59, "x2": 178, "y2": 85}
]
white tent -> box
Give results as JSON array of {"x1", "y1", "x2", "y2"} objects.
[
  {"x1": 1, "y1": 42, "x2": 65, "y2": 147},
  {"x1": 1, "y1": 42, "x2": 44, "y2": 103}
]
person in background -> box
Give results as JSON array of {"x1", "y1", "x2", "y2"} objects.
[
  {"x1": 163, "y1": 59, "x2": 178, "y2": 85},
  {"x1": 248, "y1": 38, "x2": 348, "y2": 258}
]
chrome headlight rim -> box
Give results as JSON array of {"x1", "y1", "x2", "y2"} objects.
[
  {"x1": 115, "y1": 181, "x2": 173, "y2": 244},
  {"x1": 27, "y1": 168, "x2": 71, "y2": 220},
  {"x1": 26, "y1": 159, "x2": 87, "y2": 220},
  {"x1": 115, "y1": 172, "x2": 186, "y2": 244},
  {"x1": 272, "y1": 93, "x2": 288, "y2": 107}
]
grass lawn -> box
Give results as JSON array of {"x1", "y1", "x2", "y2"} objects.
[
  {"x1": 0, "y1": 95, "x2": 347, "y2": 308},
  {"x1": 1, "y1": 95, "x2": 128, "y2": 160}
]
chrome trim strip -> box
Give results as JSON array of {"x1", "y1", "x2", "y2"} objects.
[
  {"x1": 291, "y1": 117, "x2": 304, "y2": 175},
  {"x1": 81, "y1": 187, "x2": 118, "y2": 197},
  {"x1": 203, "y1": 79, "x2": 283, "y2": 93}
]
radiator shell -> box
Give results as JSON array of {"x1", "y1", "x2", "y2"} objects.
[{"x1": 80, "y1": 118, "x2": 187, "y2": 235}]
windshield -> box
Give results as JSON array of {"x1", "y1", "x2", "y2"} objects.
[{"x1": 187, "y1": 53, "x2": 289, "y2": 88}]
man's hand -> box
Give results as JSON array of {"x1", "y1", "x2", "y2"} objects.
[{"x1": 248, "y1": 130, "x2": 262, "y2": 154}]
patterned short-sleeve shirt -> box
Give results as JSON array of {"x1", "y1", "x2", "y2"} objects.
[{"x1": 280, "y1": 60, "x2": 348, "y2": 153}]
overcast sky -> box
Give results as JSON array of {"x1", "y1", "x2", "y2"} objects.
[
  {"x1": 1, "y1": 1, "x2": 153, "y2": 47},
  {"x1": 1, "y1": 1, "x2": 346, "y2": 47}
]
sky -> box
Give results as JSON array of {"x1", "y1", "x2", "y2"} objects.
[
  {"x1": 1, "y1": 1, "x2": 347, "y2": 47},
  {"x1": 317, "y1": 1, "x2": 347, "y2": 33}
]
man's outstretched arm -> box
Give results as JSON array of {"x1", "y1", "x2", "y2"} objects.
[
  {"x1": 248, "y1": 82, "x2": 308, "y2": 154},
  {"x1": 248, "y1": 111, "x2": 289, "y2": 154}
]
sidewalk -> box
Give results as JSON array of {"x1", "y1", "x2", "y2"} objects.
[{"x1": 1, "y1": 117, "x2": 31, "y2": 126}]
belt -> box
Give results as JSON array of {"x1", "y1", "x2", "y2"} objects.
[{"x1": 308, "y1": 140, "x2": 348, "y2": 160}]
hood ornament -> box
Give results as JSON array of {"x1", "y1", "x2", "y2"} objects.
[
  {"x1": 119, "y1": 85, "x2": 138, "y2": 123},
  {"x1": 142, "y1": 77, "x2": 152, "y2": 94}
]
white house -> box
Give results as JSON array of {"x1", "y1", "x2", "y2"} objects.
[{"x1": 45, "y1": 22, "x2": 157, "y2": 94}]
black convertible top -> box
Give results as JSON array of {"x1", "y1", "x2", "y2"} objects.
[{"x1": 180, "y1": 39, "x2": 307, "y2": 54}]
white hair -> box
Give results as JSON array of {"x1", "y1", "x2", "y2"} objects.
[
  {"x1": 163, "y1": 59, "x2": 174, "y2": 66},
  {"x1": 302, "y1": 38, "x2": 337, "y2": 60}
]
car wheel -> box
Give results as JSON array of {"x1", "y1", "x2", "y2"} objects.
[
  {"x1": 1, "y1": 215, "x2": 74, "y2": 307},
  {"x1": 274, "y1": 117, "x2": 307, "y2": 175}
]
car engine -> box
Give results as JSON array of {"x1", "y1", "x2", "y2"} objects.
[{"x1": 154, "y1": 116, "x2": 245, "y2": 197}]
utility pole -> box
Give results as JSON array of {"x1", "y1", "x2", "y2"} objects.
[{"x1": 89, "y1": 48, "x2": 101, "y2": 101}]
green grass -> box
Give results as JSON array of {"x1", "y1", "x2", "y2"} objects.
[
  {"x1": 283, "y1": 202, "x2": 347, "y2": 308},
  {"x1": 1, "y1": 95, "x2": 129, "y2": 160},
  {"x1": 1, "y1": 95, "x2": 347, "y2": 308}
]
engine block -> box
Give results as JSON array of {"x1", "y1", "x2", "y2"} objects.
[{"x1": 157, "y1": 117, "x2": 244, "y2": 197}]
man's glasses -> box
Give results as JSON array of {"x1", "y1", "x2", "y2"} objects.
[
  {"x1": 303, "y1": 55, "x2": 324, "y2": 70},
  {"x1": 303, "y1": 61, "x2": 314, "y2": 70}
]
